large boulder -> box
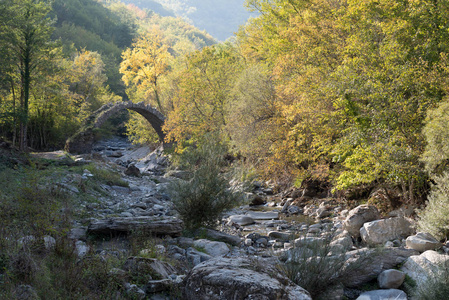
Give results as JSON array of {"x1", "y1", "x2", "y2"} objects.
[
  {"x1": 343, "y1": 205, "x2": 380, "y2": 238},
  {"x1": 228, "y1": 215, "x2": 255, "y2": 226},
  {"x1": 342, "y1": 247, "x2": 418, "y2": 287},
  {"x1": 377, "y1": 269, "x2": 406, "y2": 289},
  {"x1": 406, "y1": 232, "x2": 442, "y2": 252},
  {"x1": 400, "y1": 250, "x2": 449, "y2": 286},
  {"x1": 183, "y1": 257, "x2": 312, "y2": 300},
  {"x1": 360, "y1": 217, "x2": 414, "y2": 245}
]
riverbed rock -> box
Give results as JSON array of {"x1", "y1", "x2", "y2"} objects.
[
  {"x1": 202, "y1": 228, "x2": 241, "y2": 246},
  {"x1": 228, "y1": 215, "x2": 255, "y2": 226},
  {"x1": 246, "y1": 211, "x2": 279, "y2": 220},
  {"x1": 377, "y1": 269, "x2": 405, "y2": 289},
  {"x1": 186, "y1": 248, "x2": 213, "y2": 267},
  {"x1": 343, "y1": 205, "x2": 380, "y2": 239},
  {"x1": 400, "y1": 250, "x2": 449, "y2": 286},
  {"x1": 87, "y1": 216, "x2": 183, "y2": 236},
  {"x1": 183, "y1": 257, "x2": 312, "y2": 300},
  {"x1": 268, "y1": 231, "x2": 291, "y2": 241},
  {"x1": 342, "y1": 247, "x2": 418, "y2": 287},
  {"x1": 406, "y1": 232, "x2": 442, "y2": 252},
  {"x1": 193, "y1": 239, "x2": 230, "y2": 257},
  {"x1": 356, "y1": 289, "x2": 407, "y2": 300},
  {"x1": 360, "y1": 217, "x2": 414, "y2": 245}
]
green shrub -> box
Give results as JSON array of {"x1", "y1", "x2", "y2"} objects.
[
  {"x1": 168, "y1": 137, "x2": 242, "y2": 230},
  {"x1": 277, "y1": 234, "x2": 349, "y2": 299},
  {"x1": 417, "y1": 172, "x2": 449, "y2": 240}
]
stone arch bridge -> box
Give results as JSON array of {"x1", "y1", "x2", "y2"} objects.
[{"x1": 65, "y1": 101, "x2": 166, "y2": 154}]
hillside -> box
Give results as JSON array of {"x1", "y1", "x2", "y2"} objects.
[{"x1": 128, "y1": 0, "x2": 256, "y2": 41}]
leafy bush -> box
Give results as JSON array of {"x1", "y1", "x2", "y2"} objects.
[
  {"x1": 168, "y1": 137, "x2": 242, "y2": 229},
  {"x1": 417, "y1": 172, "x2": 449, "y2": 240},
  {"x1": 421, "y1": 100, "x2": 449, "y2": 174}
]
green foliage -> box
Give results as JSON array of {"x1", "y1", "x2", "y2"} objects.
[
  {"x1": 417, "y1": 172, "x2": 449, "y2": 240},
  {"x1": 421, "y1": 98, "x2": 449, "y2": 174},
  {"x1": 83, "y1": 163, "x2": 129, "y2": 187},
  {"x1": 168, "y1": 136, "x2": 242, "y2": 229},
  {"x1": 277, "y1": 234, "x2": 348, "y2": 299}
]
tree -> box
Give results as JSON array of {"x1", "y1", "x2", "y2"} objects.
[
  {"x1": 2, "y1": 0, "x2": 55, "y2": 150},
  {"x1": 164, "y1": 42, "x2": 243, "y2": 148},
  {"x1": 120, "y1": 28, "x2": 171, "y2": 113}
]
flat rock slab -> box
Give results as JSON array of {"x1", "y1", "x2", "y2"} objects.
[
  {"x1": 229, "y1": 215, "x2": 255, "y2": 226},
  {"x1": 203, "y1": 228, "x2": 241, "y2": 246},
  {"x1": 88, "y1": 216, "x2": 183, "y2": 236},
  {"x1": 246, "y1": 211, "x2": 279, "y2": 220},
  {"x1": 356, "y1": 289, "x2": 407, "y2": 300}
]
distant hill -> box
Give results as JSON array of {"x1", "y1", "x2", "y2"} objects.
[
  {"x1": 120, "y1": 0, "x2": 175, "y2": 17},
  {"x1": 129, "y1": 0, "x2": 256, "y2": 41}
]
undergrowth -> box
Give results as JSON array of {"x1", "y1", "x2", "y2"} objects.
[{"x1": 0, "y1": 156, "x2": 135, "y2": 299}]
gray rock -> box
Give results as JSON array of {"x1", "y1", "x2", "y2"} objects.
[
  {"x1": 360, "y1": 217, "x2": 414, "y2": 245},
  {"x1": 203, "y1": 228, "x2": 241, "y2": 246},
  {"x1": 281, "y1": 198, "x2": 293, "y2": 214},
  {"x1": 343, "y1": 205, "x2": 380, "y2": 238},
  {"x1": 288, "y1": 205, "x2": 303, "y2": 214},
  {"x1": 183, "y1": 257, "x2": 312, "y2": 300},
  {"x1": 246, "y1": 211, "x2": 279, "y2": 220},
  {"x1": 294, "y1": 236, "x2": 326, "y2": 248},
  {"x1": 75, "y1": 241, "x2": 89, "y2": 258},
  {"x1": 377, "y1": 269, "x2": 405, "y2": 289},
  {"x1": 268, "y1": 231, "x2": 291, "y2": 241},
  {"x1": 342, "y1": 247, "x2": 419, "y2": 287},
  {"x1": 330, "y1": 236, "x2": 353, "y2": 252},
  {"x1": 193, "y1": 239, "x2": 230, "y2": 257},
  {"x1": 186, "y1": 247, "x2": 213, "y2": 266},
  {"x1": 228, "y1": 215, "x2": 255, "y2": 226},
  {"x1": 256, "y1": 237, "x2": 268, "y2": 246},
  {"x1": 406, "y1": 232, "x2": 442, "y2": 252},
  {"x1": 356, "y1": 289, "x2": 407, "y2": 300},
  {"x1": 400, "y1": 250, "x2": 449, "y2": 286}
]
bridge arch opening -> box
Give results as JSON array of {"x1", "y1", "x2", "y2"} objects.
[{"x1": 65, "y1": 102, "x2": 167, "y2": 154}]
